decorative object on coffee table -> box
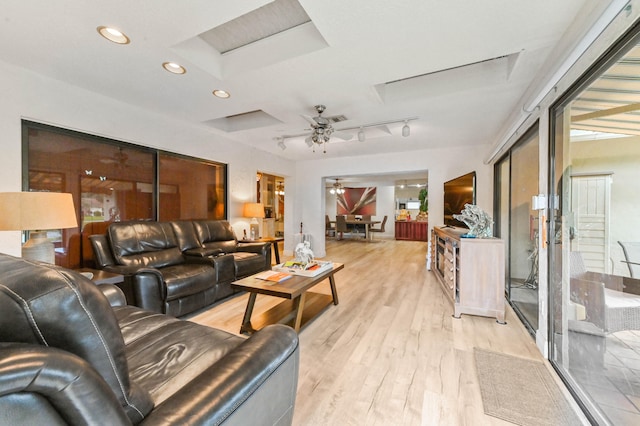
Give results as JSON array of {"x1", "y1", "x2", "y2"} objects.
[{"x1": 294, "y1": 240, "x2": 314, "y2": 264}]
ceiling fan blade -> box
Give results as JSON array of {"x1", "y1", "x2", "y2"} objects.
[
  {"x1": 301, "y1": 114, "x2": 318, "y2": 126},
  {"x1": 332, "y1": 131, "x2": 353, "y2": 141}
]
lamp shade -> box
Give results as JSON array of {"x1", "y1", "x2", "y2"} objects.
[
  {"x1": 0, "y1": 192, "x2": 78, "y2": 231},
  {"x1": 243, "y1": 202, "x2": 265, "y2": 219}
]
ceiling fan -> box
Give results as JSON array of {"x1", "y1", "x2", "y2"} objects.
[
  {"x1": 301, "y1": 105, "x2": 352, "y2": 153},
  {"x1": 99, "y1": 147, "x2": 129, "y2": 167},
  {"x1": 276, "y1": 105, "x2": 419, "y2": 153}
]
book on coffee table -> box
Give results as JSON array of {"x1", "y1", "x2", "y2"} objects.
[
  {"x1": 254, "y1": 270, "x2": 292, "y2": 283},
  {"x1": 273, "y1": 260, "x2": 333, "y2": 277}
]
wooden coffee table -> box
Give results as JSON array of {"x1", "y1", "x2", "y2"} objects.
[{"x1": 231, "y1": 262, "x2": 344, "y2": 334}]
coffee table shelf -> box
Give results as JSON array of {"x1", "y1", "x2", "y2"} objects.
[{"x1": 239, "y1": 292, "x2": 333, "y2": 334}]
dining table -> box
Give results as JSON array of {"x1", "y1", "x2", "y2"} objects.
[{"x1": 330, "y1": 218, "x2": 381, "y2": 241}]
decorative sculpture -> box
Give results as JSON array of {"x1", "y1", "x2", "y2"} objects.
[
  {"x1": 294, "y1": 240, "x2": 314, "y2": 264},
  {"x1": 453, "y1": 204, "x2": 493, "y2": 238}
]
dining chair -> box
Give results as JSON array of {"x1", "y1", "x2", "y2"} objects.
[
  {"x1": 325, "y1": 215, "x2": 336, "y2": 237},
  {"x1": 369, "y1": 215, "x2": 387, "y2": 240},
  {"x1": 336, "y1": 215, "x2": 349, "y2": 240},
  {"x1": 619, "y1": 241, "x2": 640, "y2": 278}
]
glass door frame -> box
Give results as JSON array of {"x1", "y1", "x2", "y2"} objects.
[
  {"x1": 494, "y1": 122, "x2": 540, "y2": 337},
  {"x1": 547, "y1": 21, "x2": 640, "y2": 425}
]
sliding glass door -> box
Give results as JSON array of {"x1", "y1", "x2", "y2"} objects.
[
  {"x1": 495, "y1": 126, "x2": 540, "y2": 334},
  {"x1": 549, "y1": 29, "x2": 640, "y2": 424}
]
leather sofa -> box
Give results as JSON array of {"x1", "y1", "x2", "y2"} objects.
[
  {"x1": 0, "y1": 254, "x2": 299, "y2": 425},
  {"x1": 90, "y1": 220, "x2": 271, "y2": 317}
]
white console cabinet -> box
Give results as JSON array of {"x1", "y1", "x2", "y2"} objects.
[{"x1": 431, "y1": 226, "x2": 506, "y2": 323}]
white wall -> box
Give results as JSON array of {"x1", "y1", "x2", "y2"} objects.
[
  {"x1": 0, "y1": 59, "x2": 295, "y2": 255},
  {"x1": 293, "y1": 145, "x2": 493, "y2": 258}
]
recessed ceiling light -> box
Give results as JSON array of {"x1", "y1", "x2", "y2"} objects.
[
  {"x1": 162, "y1": 62, "x2": 186, "y2": 75},
  {"x1": 97, "y1": 26, "x2": 130, "y2": 44},
  {"x1": 213, "y1": 89, "x2": 231, "y2": 99}
]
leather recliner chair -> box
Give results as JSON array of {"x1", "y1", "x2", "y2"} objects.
[{"x1": 0, "y1": 253, "x2": 299, "y2": 425}]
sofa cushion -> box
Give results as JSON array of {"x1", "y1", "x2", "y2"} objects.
[
  {"x1": 170, "y1": 220, "x2": 201, "y2": 251},
  {"x1": 161, "y1": 263, "x2": 217, "y2": 301},
  {"x1": 109, "y1": 221, "x2": 184, "y2": 268},
  {"x1": 113, "y1": 305, "x2": 244, "y2": 405},
  {"x1": 193, "y1": 220, "x2": 238, "y2": 253}
]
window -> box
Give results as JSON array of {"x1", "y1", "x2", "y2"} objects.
[{"x1": 23, "y1": 121, "x2": 227, "y2": 268}]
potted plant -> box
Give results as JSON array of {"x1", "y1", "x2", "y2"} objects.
[{"x1": 417, "y1": 187, "x2": 428, "y2": 221}]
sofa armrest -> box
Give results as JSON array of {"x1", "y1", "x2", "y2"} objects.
[
  {"x1": 237, "y1": 242, "x2": 272, "y2": 270},
  {"x1": 237, "y1": 241, "x2": 269, "y2": 254},
  {"x1": 582, "y1": 270, "x2": 624, "y2": 292},
  {"x1": 0, "y1": 343, "x2": 130, "y2": 426},
  {"x1": 97, "y1": 283, "x2": 127, "y2": 307},
  {"x1": 88, "y1": 234, "x2": 116, "y2": 268},
  {"x1": 99, "y1": 265, "x2": 166, "y2": 313},
  {"x1": 622, "y1": 276, "x2": 640, "y2": 295},
  {"x1": 140, "y1": 324, "x2": 299, "y2": 426}
]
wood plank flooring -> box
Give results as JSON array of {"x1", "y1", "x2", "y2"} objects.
[{"x1": 189, "y1": 237, "x2": 584, "y2": 425}]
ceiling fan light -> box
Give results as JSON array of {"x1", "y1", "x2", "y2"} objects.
[
  {"x1": 402, "y1": 121, "x2": 410, "y2": 137},
  {"x1": 357, "y1": 127, "x2": 365, "y2": 142}
]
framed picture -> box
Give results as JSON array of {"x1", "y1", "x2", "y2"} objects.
[{"x1": 337, "y1": 187, "x2": 376, "y2": 215}]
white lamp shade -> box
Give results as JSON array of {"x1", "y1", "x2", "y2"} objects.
[{"x1": 0, "y1": 192, "x2": 78, "y2": 231}]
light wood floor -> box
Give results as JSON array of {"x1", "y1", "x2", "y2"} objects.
[{"x1": 189, "y1": 237, "x2": 579, "y2": 425}]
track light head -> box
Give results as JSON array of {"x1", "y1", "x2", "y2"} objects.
[
  {"x1": 357, "y1": 127, "x2": 365, "y2": 142},
  {"x1": 402, "y1": 121, "x2": 410, "y2": 137},
  {"x1": 276, "y1": 137, "x2": 286, "y2": 150}
]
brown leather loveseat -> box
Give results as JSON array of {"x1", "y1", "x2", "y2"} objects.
[
  {"x1": 0, "y1": 254, "x2": 299, "y2": 425},
  {"x1": 90, "y1": 220, "x2": 271, "y2": 317}
]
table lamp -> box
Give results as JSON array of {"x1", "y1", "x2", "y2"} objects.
[
  {"x1": 243, "y1": 202, "x2": 265, "y2": 240},
  {"x1": 0, "y1": 192, "x2": 78, "y2": 263}
]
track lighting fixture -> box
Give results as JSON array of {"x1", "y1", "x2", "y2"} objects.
[
  {"x1": 402, "y1": 121, "x2": 410, "y2": 137},
  {"x1": 278, "y1": 116, "x2": 418, "y2": 151}
]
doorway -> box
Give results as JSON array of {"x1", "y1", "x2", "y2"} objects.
[{"x1": 257, "y1": 172, "x2": 285, "y2": 237}]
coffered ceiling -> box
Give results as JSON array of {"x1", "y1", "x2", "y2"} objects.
[{"x1": 0, "y1": 0, "x2": 602, "y2": 161}]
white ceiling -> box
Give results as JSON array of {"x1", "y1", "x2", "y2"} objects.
[{"x1": 0, "y1": 0, "x2": 596, "y2": 164}]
